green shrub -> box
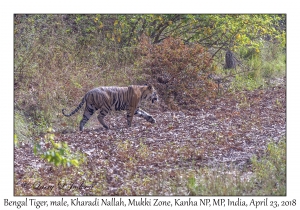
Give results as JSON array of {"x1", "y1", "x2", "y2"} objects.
[
  {"x1": 186, "y1": 138, "x2": 286, "y2": 195},
  {"x1": 228, "y1": 41, "x2": 285, "y2": 92},
  {"x1": 34, "y1": 129, "x2": 86, "y2": 167},
  {"x1": 14, "y1": 111, "x2": 33, "y2": 145},
  {"x1": 251, "y1": 140, "x2": 286, "y2": 195}
]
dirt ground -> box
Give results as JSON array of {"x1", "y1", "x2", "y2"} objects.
[{"x1": 14, "y1": 83, "x2": 286, "y2": 195}]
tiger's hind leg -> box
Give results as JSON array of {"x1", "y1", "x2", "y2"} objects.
[
  {"x1": 79, "y1": 104, "x2": 96, "y2": 131},
  {"x1": 134, "y1": 108, "x2": 156, "y2": 124},
  {"x1": 97, "y1": 111, "x2": 109, "y2": 129}
]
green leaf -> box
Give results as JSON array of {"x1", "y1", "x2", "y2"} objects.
[
  {"x1": 33, "y1": 145, "x2": 37, "y2": 155},
  {"x1": 70, "y1": 159, "x2": 79, "y2": 167},
  {"x1": 14, "y1": 134, "x2": 19, "y2": 146}
]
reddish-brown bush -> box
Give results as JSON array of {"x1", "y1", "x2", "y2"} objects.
[{"x1": 137, "y1": 35, "x2": 215, "y2": 110}]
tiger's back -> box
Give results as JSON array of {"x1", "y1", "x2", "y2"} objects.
[{"x1": 86, "y1": 86, "x2": 130, "y2": 112}]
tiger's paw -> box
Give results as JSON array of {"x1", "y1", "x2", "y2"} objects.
[
  {"x1": 147, "y1": 117, "x2": 156, "y2": 124},
  {"x1": 103, "y1": 125, "x2": 109, "y2": 129}
]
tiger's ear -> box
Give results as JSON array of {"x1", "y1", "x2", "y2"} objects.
[{"x1": 147, "y1": 84, "x2": 153, "y2": 90}]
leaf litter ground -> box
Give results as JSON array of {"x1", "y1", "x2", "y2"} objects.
[{"x1": 14, "y1": 84, "x2": 286, "y2": 195}]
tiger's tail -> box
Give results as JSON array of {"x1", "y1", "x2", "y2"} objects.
[{"x1": 62, "y1": 97, "x2": 86, "y2": 117}]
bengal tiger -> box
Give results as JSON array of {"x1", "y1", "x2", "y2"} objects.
[{"x1": 62, "y1": 84, "x2": 158, "y2": 131}]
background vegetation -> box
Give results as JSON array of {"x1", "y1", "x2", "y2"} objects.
[{"x1": 14, "y1": 14, "x2": 286, "y2": 195}]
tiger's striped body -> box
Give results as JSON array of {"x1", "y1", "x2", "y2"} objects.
[{"x1": 62, "y1": 85, "x2": 158, "y2": 131}]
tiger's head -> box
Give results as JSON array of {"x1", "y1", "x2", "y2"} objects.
[{"x1": 143, "y1": 84, "x2": 158, "y2": 103}]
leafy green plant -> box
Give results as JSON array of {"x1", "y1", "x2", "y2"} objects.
[
  {"x1": 103, "y1": 14, "x2": 285, "y2": 51},
  {"x1": 34, "y1": 129, "x2": 85, "y2": 167}
]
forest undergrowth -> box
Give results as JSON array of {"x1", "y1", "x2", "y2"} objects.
[
  {"x1": 14, "y1": 14, "x2": 286, "y2": 196},
  {"x1": 14, "y1": 82, "x2": 286, "y2": 195}
]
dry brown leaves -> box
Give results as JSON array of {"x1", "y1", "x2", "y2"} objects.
[{"x1": 14, "y1": 84, "x2": 286, "y2": 195}]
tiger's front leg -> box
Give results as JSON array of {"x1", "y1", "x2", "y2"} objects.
[{"x1": 134, "y1": 108, "x2": 156, "y2": 124}]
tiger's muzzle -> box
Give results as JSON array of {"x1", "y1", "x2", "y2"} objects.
[{"x1": 151, "y1": 92, "x2": 158, "y2": 103}]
